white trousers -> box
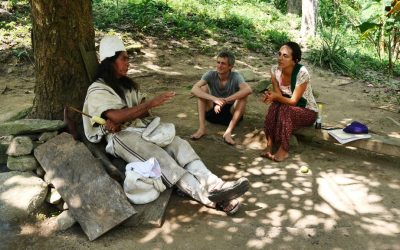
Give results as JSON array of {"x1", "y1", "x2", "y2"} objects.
[{"x1": 110, "y1": 130, "x2": 223, "y2": 207}]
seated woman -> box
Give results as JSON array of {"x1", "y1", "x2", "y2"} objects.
[{"x1": 261, "y1": 42, "x2": 318, "y2": 162}]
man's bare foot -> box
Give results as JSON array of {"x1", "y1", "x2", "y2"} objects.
[
  {"x1": 190, "y1": 129, "x2": 206, "y2": 140},
  {"x1": 223, "y1": 132, "x2": 236, "y2": 145}
]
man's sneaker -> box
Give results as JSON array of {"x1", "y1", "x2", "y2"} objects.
[{"x1": 208, "y1": 177, "x2": 249, "y2": 203}]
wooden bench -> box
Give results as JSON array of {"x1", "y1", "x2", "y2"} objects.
[{"x1": 75, "y1": 44, "x2": 172, "y2": 227}]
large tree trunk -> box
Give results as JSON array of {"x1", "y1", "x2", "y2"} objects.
[
  {"x1": 301, "y1": 0, "x2": 318, "y2": 39},
  {"x1": 30, "y1": 0, "x2": 95, "y2": 120},
  {"x1": 288, "y1": 0, "x2": 302, "y2": 15}
]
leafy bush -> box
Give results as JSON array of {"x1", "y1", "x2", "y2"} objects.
[
  {"x1": 309, "y1": 30, "x2": 355, "y2": 75},
  {"x1": 264, "y1": 30, "x2": 290, "y2": 48}
]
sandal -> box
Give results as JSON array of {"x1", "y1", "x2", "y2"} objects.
[
  {"x1": 216, "y1": 199, "x2": 240, "y2": 215},
  {"x1": 208, "y1": 177, "x2": 249, "y2": 203}
]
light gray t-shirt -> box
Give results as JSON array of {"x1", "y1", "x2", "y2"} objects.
[{"x1": 201, "y1": 71, "x2": 245, "y2": 98}]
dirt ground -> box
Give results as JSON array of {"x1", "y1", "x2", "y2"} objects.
[{"x1": 1, "y1": 37, "x2": 400, "y2": 249}]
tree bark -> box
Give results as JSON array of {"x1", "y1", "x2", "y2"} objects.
[
  {"x1": 288, "y1": 0, "x2": 302, "y2": 15},
  {"x1": 30, "y1": 0, "x2": 95, "y2": 120},
  {"x1": 301, "y1": 0, "x2": 318, "y2": 39}
]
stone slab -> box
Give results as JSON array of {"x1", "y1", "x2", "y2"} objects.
[
  {"x1": 0, "y1": 119, "x2": 65, "y2": 136},
  {"x1": 0, "y1": 171, "x2": 48, "y2": 222},
  {"x1": 0, "y1": 98, "x2": 32, "y2": 124},
  {"x1": 123, "y1": 188, "x2": 172, "y2": 228},
  {"x1": 0, "y1": 136, "x2": 13, "y2": 155},
  {"x1": 38, "y1": 131, "x2": 58, "y2": 142},
  {"x1": 34, "y1": 132, "x2": 136, "y2": 241},
  {"x1": 46, "y1": 188, "x2": 62, "y2": 205},
  {"x1": 295, "y1": 127, "x2": 400, "y2": 158},
  {"x1": 7, "y1": 155, "x2": 38, "y2": 171},
  {"x1": 41, "y1": 210, "x2": 76, "y2": 232},
  {"x1": 6, "y1": 136, "x2": 33, "y2": 156}
]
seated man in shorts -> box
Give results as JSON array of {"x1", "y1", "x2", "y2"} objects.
[{"x1": 190, "y1": 51, "x2": 252, "y2": 145}]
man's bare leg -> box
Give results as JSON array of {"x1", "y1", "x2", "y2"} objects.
[
  {"x1": 191, "y1": 86, "x2": 213, "y2": 140},
  {"x1": 223, "y1": 97, "x2": 247, "y2": 145}
]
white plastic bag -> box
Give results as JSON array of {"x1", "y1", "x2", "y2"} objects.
[{"x1": 123, "y1": 158, "x2": 166, "y2": 204}]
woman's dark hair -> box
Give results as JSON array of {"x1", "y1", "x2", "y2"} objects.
[
  {"x1": 284, "y1": 41, "x2": 302, "y2": 63},
  {"x1": 94, "y1": 51, "x2": 139, "y2": 100}
]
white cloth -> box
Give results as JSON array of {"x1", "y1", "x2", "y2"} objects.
[{"x1": 126, "y1": 157, "x2": 162, "y2": 178}]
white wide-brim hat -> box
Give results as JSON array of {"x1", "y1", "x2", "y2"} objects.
[{"x1": 99, "y1": 35, "x2": 126, "y2": 62}]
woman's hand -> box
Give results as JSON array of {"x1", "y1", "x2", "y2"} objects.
[
  {"x1": 105, "y1": 119, "x2": 121, "y2": 133},
  {"x1": 262, "y1": 91, "x2": 273, "y2": 104}
]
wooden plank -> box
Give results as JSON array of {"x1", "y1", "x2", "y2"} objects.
[
  {"x1": 79, "y1": 44, "x2": 98, "y2": 82},
  {"x1": 123, "y1": 188, "x2": 172, "y2": 228}
]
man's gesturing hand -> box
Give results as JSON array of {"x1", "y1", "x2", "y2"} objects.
[{"x1": 150, "y1": 91, "x2": 175, "y2": 108}]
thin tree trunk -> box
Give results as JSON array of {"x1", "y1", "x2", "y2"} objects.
[
  {"x1": 30, "y1": 0, "x2": 95, "y2": 120},
  {"x1": 288, "y1": 0, "x2": 302, "y2": 15},
  {"x1": 301, "y1": 0, "x2": 318, "y2": 39}
]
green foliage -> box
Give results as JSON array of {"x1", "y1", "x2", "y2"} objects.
[
  {"x1": 308, "y1": 26, "x2": 400, "y2": 87},
  {"x1": 0, "y1": 1, "x2": 31, "y2": 54},
  {"x1": 309, "y1": 0, "x2": 400, "y2": 93},
  {"x1": 309, "y1": 30, "x2": 356, "y2": 76},
  {"x1": 357, "y1": 0, "x2": 400, "y2": 74},
  {"x1": 5, "y1": 0, "x2": 18, "y2": 10},
  {"x1": 92, "y1": 0, "x2": 294, "y2": 52},
  {"x1": 272, "y1": 0, "x2": 287, "y2": 13},
  {"x1": 264, "y1": 30, "x2": 290, "y2": 48},
  {"x1": 319, "y1": 0, "x2": 362, "y2": 28}
]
